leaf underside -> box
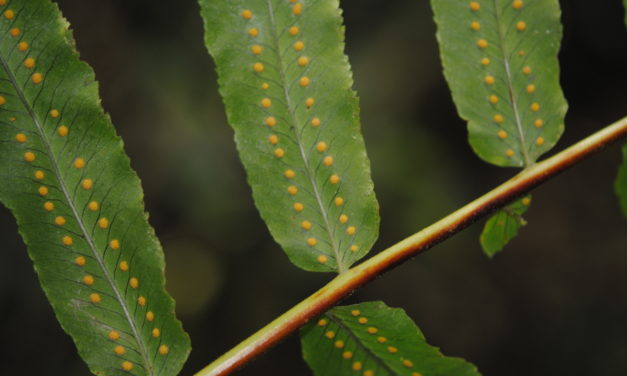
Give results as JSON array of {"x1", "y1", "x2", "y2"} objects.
[
  {"x1": 0, "y1": 0, "x2": 189, "y2": 375},
  {"x1": 431, "y1": 0, "x2": 567, "y2": 167},
  {"x1": 301, "y1": 301, "x2": 481, "y2": 376},
  {"x1": 615, "y1": 144, "x2": 627, "y2": 218},
  {"x1": 480, "y1": 195, "x2": 530, "y2": 257},
  {"x1": 199, "y1": 0, "x2": 379, "y2": 272}
]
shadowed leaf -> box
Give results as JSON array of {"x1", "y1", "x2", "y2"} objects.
[
  {"x1": 199, "y1": 0, "x2": 379, "y2": 272},
  {"x1": 480, "y1": 195, "x2": 530, "y2": 257},
  {"x1": 0, "y1": 0, "x2": 190, "y2": 374},
  {"x1": 301, "y1": 301, "x2": 481, "y2": 376},
  {"x1": 431, "y1": 0, "x2": 567, "y2": 167}
]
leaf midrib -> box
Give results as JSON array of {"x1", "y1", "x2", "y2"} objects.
[
  {"x1": 491, "y1": 0, "x2": 531, "y2": 166},
  {"x1": 266, "y1": 0, "x2": 345, "y2": 272},
  {"x1": 0, "y1": 50, "x2": 153, "y2": 373}
]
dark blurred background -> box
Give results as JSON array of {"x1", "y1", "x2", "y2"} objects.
[{"x1": 1, "y1": 0, "x2": 626, "y2": 375}]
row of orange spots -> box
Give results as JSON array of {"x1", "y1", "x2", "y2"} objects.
[
  {"x1": 243, "y1": 5, "x2": 331, "y2": 265},
  {"x1": 511, "y1": 2, "x2": 545, "y2": 147},
  {"x1": 521, "y1": 60, "x2": 541, "y2": 136},
  {"x1": 316, "y1": 310, "x2": 422, "y2": 375},
  {"x1": 105, "y1": 279, "x2": 168, "y2": 372},
  {"x1": 288, "y1": 3, "x2": 309, "y2": 99},
  {"x1": 17, "y1": 102, "x2": 92, "y2": 257},
  {"x1": 7, "y1": 18, "x2": 44, "y2": 83},
  {"x1": 470, "y1": 0, "x2": 523, "y2": 11},
  {"x1": 470, "y1": 0, "x2": 544, "y2": 157},
  {"x1": 243, "y1": 9, "x2": 306, "y2": 247}
]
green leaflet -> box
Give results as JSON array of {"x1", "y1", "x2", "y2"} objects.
[
  {"x1": 432, "y1": 0, "x2": 567, "y2": 255},
  {"x1": 480, "y1": 195, "x2": 530, "y2": 257},
  {"x1": 615, "y1": 144, "x2": 627, "y2": 218},
  {"x1": 431, "y1": 0, "x2": 568, "y2": 167},
  {"x1": 0, "y1": 0, "x2": 189, "y2": 375},
  {"x1": 199, "y1": 0, "x2": 379, "y2": 272},
  {"x1": 301, "y1": 301, "x2": 481, "y2": 376}
]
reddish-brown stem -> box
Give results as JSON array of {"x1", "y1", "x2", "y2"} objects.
[{"x1": 196, "y1": 116, "x2": 627, "y2": 376}]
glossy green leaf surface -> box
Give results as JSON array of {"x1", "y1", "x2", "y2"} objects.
[
  {"x1": 0, "y1": 0, "x2": 190, "y2": 374},
  {"x1": 200, "y1": 0, "x2": 379, "y2": 272},
  {"x1": 431, "y1": 0, "x2": 567, "y2": 167},
  {"x1": 480, "y1": 195, "x2": 530, "y2": 257},
  {"x1": 616, "y1": 144, "x2": 627, "y2": 218},
  {"x1": 301, "y1": 301, "x2": 481, "y2": 376}
]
